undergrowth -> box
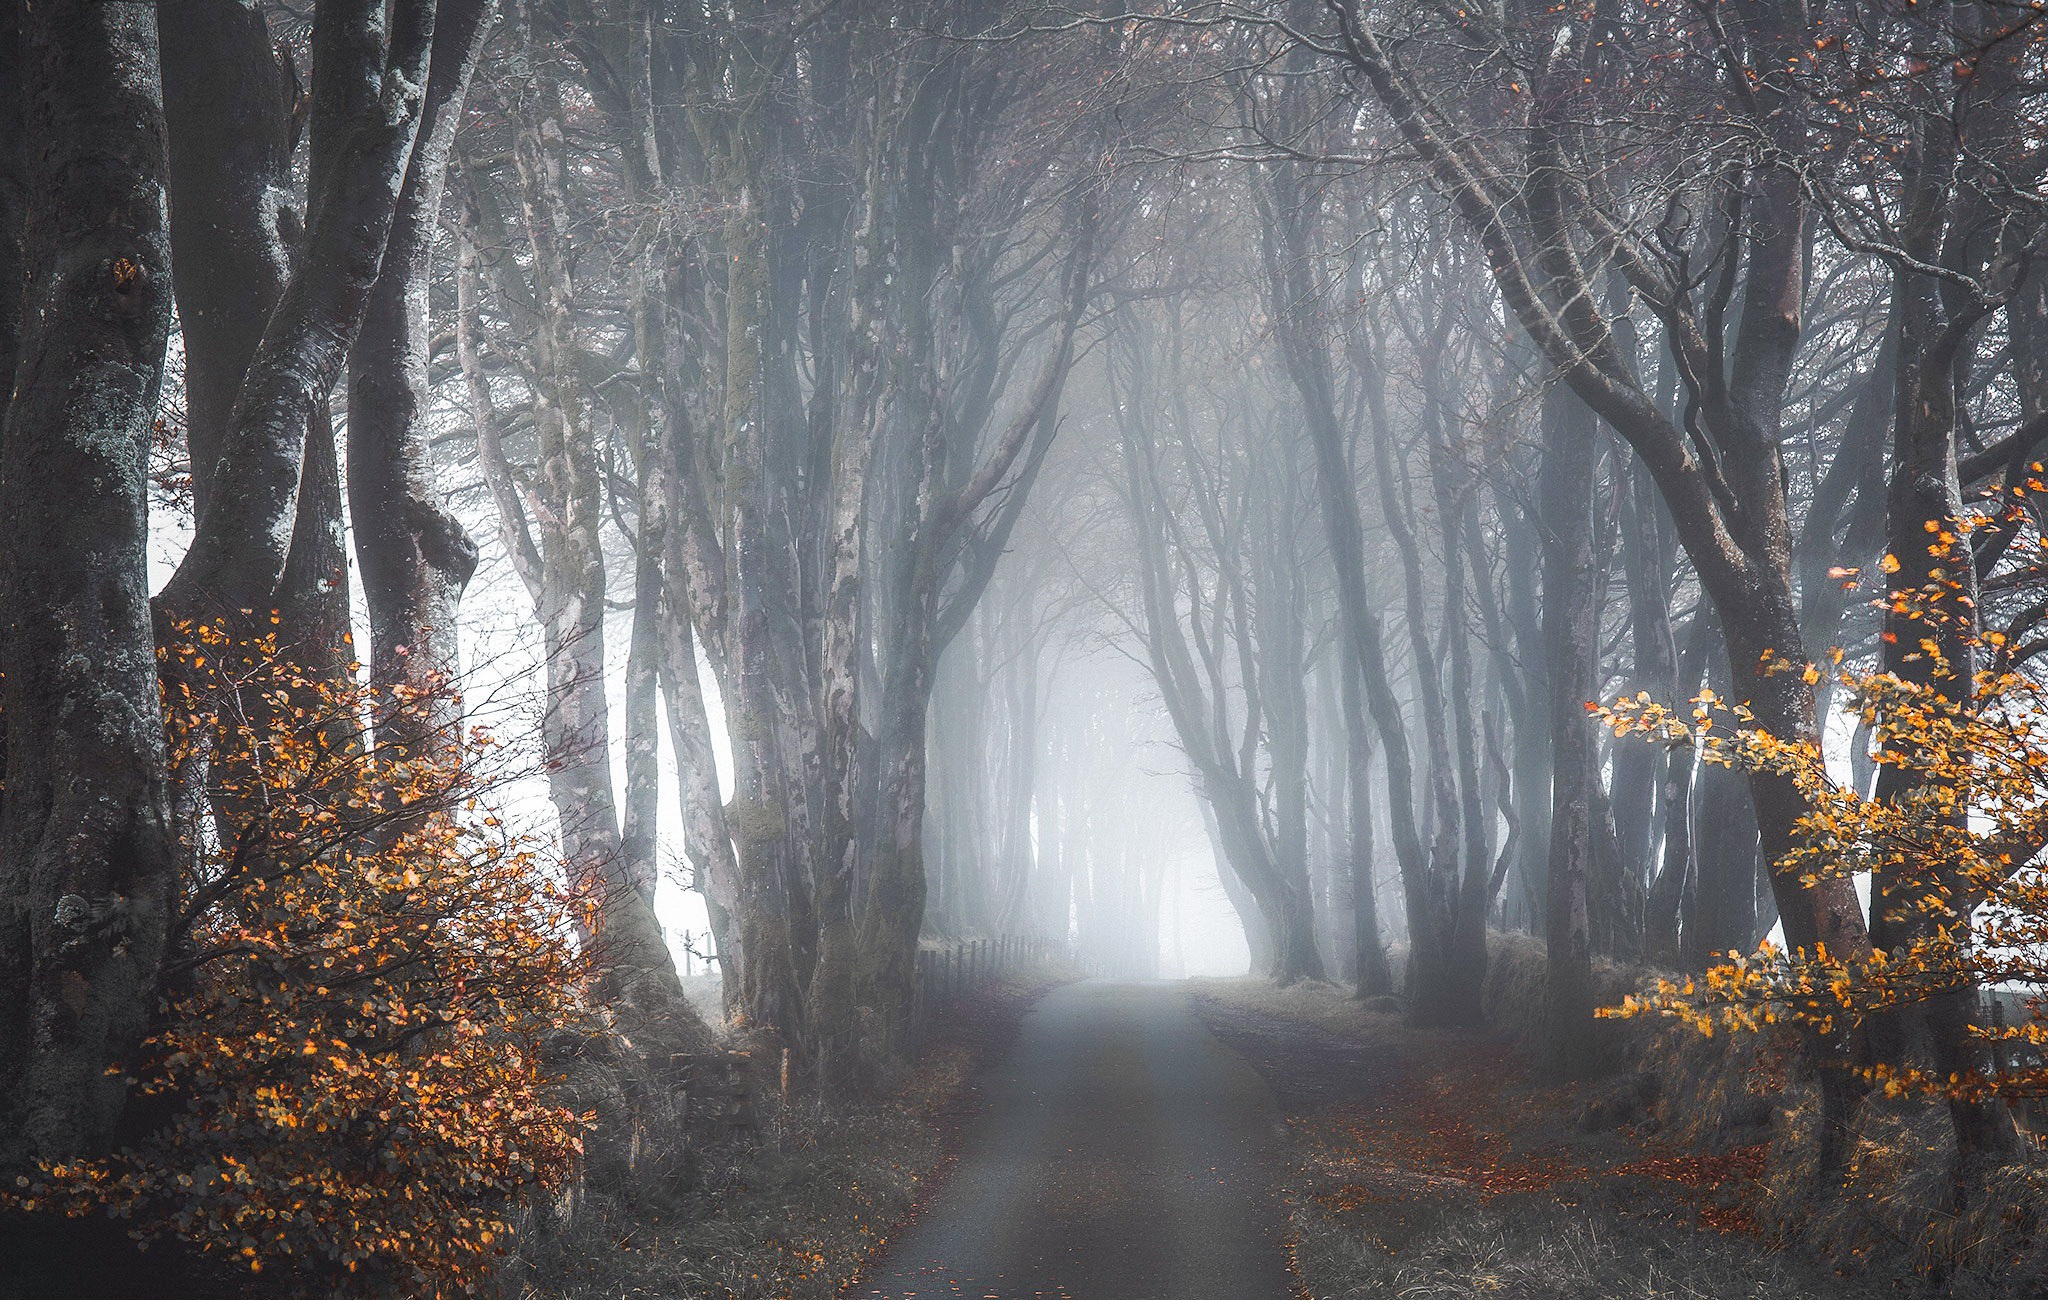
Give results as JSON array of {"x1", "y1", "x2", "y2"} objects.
[
  {"x1": 516, "y1": 1082, "x2": 950, "y2": 1299},
  {"x1": 1191, "y1": 976, "x2": 1893, "y2": 1300},
  {"x1": 1299, "y1": 1210, "x2": 1828, "y2": 1300},
  {"x1": 515, "y1": 974, "x2": 1062, "y2": 1299}
]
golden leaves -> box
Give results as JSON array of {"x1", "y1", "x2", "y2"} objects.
[
  {"x1": 5, "y1": 625, "x2": 590, "y2": 1296},
  {"x1": 1596, "y1": 571, "x2": 2048, "y2": 1109}
]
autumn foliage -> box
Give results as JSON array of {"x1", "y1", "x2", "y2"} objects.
[
  {"x1": 1595, "y1": 505, "x2": 2048, "y2": 1109},
  {"x1": 6, "y1": 626, "x2": 589, "y2": 1295}
]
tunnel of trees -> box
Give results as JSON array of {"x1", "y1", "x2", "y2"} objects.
[{"x1": 4, "y1": 0, "x2": 2048, "y2": 1294}]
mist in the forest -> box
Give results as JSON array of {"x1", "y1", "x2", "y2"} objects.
[{"x1": 8, "y1": 2, "x2": 2048, "y2": 1297}]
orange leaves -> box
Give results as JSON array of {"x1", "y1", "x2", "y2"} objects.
[
  {"x1": 1598, "y1": 563, "x2": 2048, "y2": 1109},
  {"x1": 7, "y1": 627, "x2": 590, "y2": 1296}
]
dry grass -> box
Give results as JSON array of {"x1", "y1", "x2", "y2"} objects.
[
  {"x1": 1191, "y1": 976, "x2": 1889, "y2": 1300},
  {"x1": 515, "y1": 1070, "x2": 957, "y2": 1299},
  {"x1": 513, "y1": 974, "x2": 1063, "y2": 1299},
  {"x1": 1582, "y1": 956, "x2": 2048, "y2": 1296},
  {"x1": 1193, "y1": 974, "x2": 1406, "y2": 1044},
  {"x1": 1206, "y1": 952, "x2": 2048, "y2": 1299},
  {"x1": 1300, "y1": 1210, "x2": 1830, "y2": 1300},
  {"x1": 1758, "y1": 1093, "x2": 2048, "y2": 1300}
]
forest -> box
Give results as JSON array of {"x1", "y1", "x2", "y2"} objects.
[{"x1": 3, "y1": 0, "x2": 2048, "y2": 1297}]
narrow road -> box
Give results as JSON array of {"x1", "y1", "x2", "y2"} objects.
[{"x1": 855, "y1": 981, "x2": 1297, "y2": 1300}]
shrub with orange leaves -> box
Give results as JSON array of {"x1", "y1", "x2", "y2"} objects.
[
  {"x1": 1593, "y1": 581, "x2": 2048, "y2": 1106},
  {"x1": 7, "y1": 626, "x2": 589, "y2": 1296}
]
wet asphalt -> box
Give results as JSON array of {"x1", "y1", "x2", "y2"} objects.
[{"x1": 853, "y1": 980, "x2": 1296, "y2": 1300}]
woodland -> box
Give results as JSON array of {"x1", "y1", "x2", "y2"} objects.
[{"x1": 3, "y1": 0, "x2": 2048, "y2": 1296}]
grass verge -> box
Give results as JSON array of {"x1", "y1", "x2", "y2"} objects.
[
  {"x1": 516, "y1": 974, "x2": 1062, "y2": 1299},
  {"x1": 1188, "y1": 977, "x2": 1894, "y2": 1300}
]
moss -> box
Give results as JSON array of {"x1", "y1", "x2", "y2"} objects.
[{"x1": 729, "y1": 796, "x2": 785, "y2": 844}]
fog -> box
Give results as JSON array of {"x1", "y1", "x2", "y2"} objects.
[{"x1": 8, "y1": 2, "x2": 2048, "y2": 1292}]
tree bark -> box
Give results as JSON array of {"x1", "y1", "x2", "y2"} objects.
[
  {"x1": 656, "y1": 560, "x2": 743, "y2": 1013},
  {"x1": 457, "y1": 115, "x2": 705, "y2": 1051},
  {"x1": 1684, "y1": 667, "x2": 1760, "y2": 972},
  {"x1": 620, "y1": 517, "x2": 664, "y2": 908},
  {"x1": 1864, "y1": 33, "x2": 2020, "y2": 1158},
  {"x1": 1334, "y1": 4, "x2": 1873, "y2": 1166},
  {"x1": 347, "y1": 0, "x2": 495, "y2": 760},
  {"x1": 158, "y1": 0, "x2": 293, "y2": 531},
  {"x1": 1539, "y1": 384, "x2": 1601, "y2": 1076},
  {"x1": 274, "y1": 398, "x2": 354, "y2": 678},
  {"x1": 0, "y1": 0, "x2": 176, "y2": 1170},
  {"x1": 1644, "y1": 612, "x2": 1714, "y2": 965},
  {"x1": 0, "y1": 4, "x2": 21, "y2": 430},
  {"x1": 1344, "y1": 664, "x2": 1394, "y2": 997},
  {"x1": 1613, "y1": 463, "x2": 1677, "y2": 878},
  {"x1": 156, "y1": 0, "x2": 436, "y2": 635}
]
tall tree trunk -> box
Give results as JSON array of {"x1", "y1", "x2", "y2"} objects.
[
  {"x1": 1866, "y1": 86, "x2": 2017, "y2": 1159},
  {"x1": 158, "y1": 0, "x2": 292, "y2": 532},
  {"x1": 1310, "y1": 652, "x2": 1345, "y2": 973},
  {"x1": 1363, "y1": 344, "x2": 1476, "y2": 1019},
  {"x1": 0, "y1": 0, "x2": 175, "y2": 1171},
  {"x1": 1345, "y1": 664, "x2": 1394, "y2": 998},
  {"x1": 0, "y1": 4, "x2": 22, "y2": 430},
  {"x1": 716, "y1": 195, "x2": 816, "y2": 1063},
  {"x1": 1251, "y1": 442, "x2": 1326, "y2": 985},
  {"x1": 161, "y1": 3, "x2": 355, "y2": 835},
  {"x1": 1500, "y1": 482, "x2": 1553, "y2": 934},
  {"x1": 1539, "y1": 386, "x2": 1601, "y2": 1076},
  {"x1": 347, "y1": 0, "x2": 493, "y2": 760},
  {"x1": 859, "y1": 609, "x2": 937, "y2": 1049},
  {"x1": 620, "y1": 523, "x2": 664, "y2": 908},
  {"x1": 156, "y1": 0, "x2": 436, "y2": 635},
  {"x1": 274, "y1": 400, "x2": 354, "y2": 678},
  {"x1": 1644, "y1": 613, "x2": 1715, "y2": 965},
  {"x1": 1423, "y1": 359, "x2": 1498, "y2": 1017},
  {"x1": 657, "y1": 582, "x2": 741, "y2": 1014},
  {"x1": 1199, "y1": 803, "x2": 1273, "y2": 974},
  {"x1": 1613, "y1": 464, "x2": 1677, "y2": 878},
  {"x1": 458, "y1": 88, "x2": 704, "y2": 1051},
  {"x1": 654, "y1": 371, "x2": 744, "y2": 1011},
  {"x1": 1684, "y1": 707, "x2": 1760, "y2": 972}
]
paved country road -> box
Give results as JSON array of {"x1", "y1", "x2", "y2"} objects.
[{"x1": 854, "y1": 981, "x2": 1298, "y2": 1300}]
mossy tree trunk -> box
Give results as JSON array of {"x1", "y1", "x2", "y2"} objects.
[{"x1": 0, "y1": 0, "x2": 176, "y2": 1173}]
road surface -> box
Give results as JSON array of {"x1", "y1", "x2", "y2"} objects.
[{"x1": 854, "y1": 981, "x2": 1297, "y2": 1300}]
